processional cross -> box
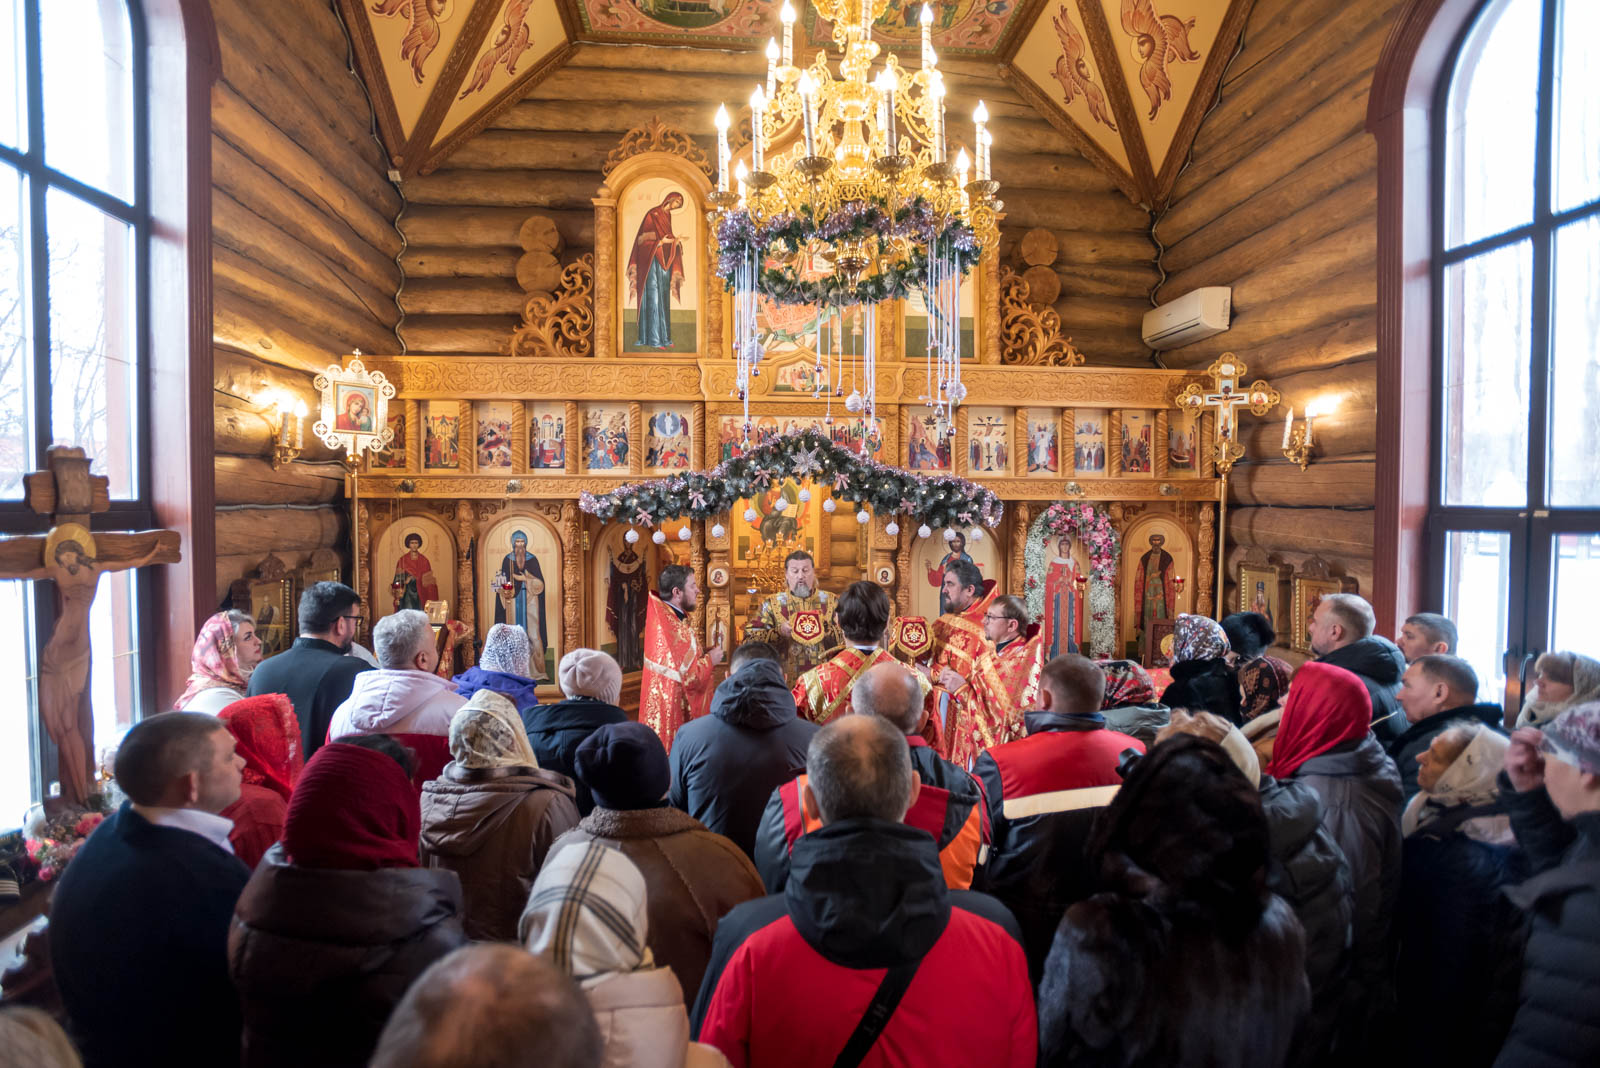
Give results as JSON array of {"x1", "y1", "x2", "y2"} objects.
[
  {"x1": 1175, "y1": 354, "x2": 1280, "y2": 613},
  {"x1": 0, "y1": 447, "x2": 181, "y2": 807}
]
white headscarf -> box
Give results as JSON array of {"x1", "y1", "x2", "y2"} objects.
[
  {"x1": 1401, "y1": 727, "x2": 1514, "y2": 845},
  {"x1": 448, "y1": 689, "x2": 540, "y2": 770},
  {"x1": 520, "y1": 841, "x2": 652, "y2": 988}
]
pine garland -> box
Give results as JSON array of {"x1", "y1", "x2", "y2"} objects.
[{"x1": 579, "y1": 427, "x2": 1003, "y2": 530}]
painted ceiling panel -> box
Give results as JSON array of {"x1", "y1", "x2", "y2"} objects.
[
  {"x1": 432, "y1": 0, "x2": 568, "y2": 144},
  {"x1": 1096, "y1": 0, "x2": 1226, "y2": 176},
  {"x1": 1013, "y1": 2, "x2": 1127, "y2": 172},
  {"x1": 364, "y1": 0, "x2": 477, "y2": 136}
]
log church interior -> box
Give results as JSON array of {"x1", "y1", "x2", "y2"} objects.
[{"x1": 1, "y1": 0, "x2": 1598, "y2": 1064}]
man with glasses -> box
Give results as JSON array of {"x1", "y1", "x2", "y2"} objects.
[
  {"x1": 1495, "y1": 703, "x2": 1600, "y2": 1068},
  {"x1": 248, "y1": 581, "x2": 372, "y2": 756},
  {"x1": 942, "y1": 596, "x2": 1043, "y2": 769}
]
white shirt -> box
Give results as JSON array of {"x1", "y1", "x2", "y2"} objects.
[{"x1": 131, "y1": 804, "x2": 236, "y2": 855}]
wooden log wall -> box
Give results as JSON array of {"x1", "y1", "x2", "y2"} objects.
[
  {"x1": 209, "y1": 0, "x2": 400, "y2": 602},
  {"x1": 398, "y1": 46, "x2": 1160, "y2": 365},
  {"x1": 1154, "y1": 0, "x2": 1403, "y2": 610}
]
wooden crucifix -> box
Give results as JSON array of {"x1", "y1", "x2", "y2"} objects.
[{"x1": 0, "y1": 447, "x2": 181, "y2": 807}]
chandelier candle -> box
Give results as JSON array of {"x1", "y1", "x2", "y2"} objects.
[
  {"x1": 920, "y1": 4, "x2": 934, "y2": 69},
  {"x1": 750, "y1": 86, "x2": 766, "y2": 170},
  {"x1": 766, "y1": 38, "x2": 779, "y2": 96},
  {"x1": 781, "y1": 1, "x2": 795, "y2": 66},
  {"x1": 715, "y1": 105, "x2": 731, "y2": 192}
]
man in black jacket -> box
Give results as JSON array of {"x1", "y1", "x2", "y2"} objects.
[
  {"x1": 1494, "y1": 704, "x2": 1600, "y2": 1068},
  {"x1": 1391, "y1": 653, "x2": 1506, "y2": 797},
  {"x1": 51, "y1": 713, "x2": 251, "y2": 1068},
  {"x1": 671, "y1": 641, "x2": 817, "y2": 859},
  {"x1": 247, "y1": 580, "x2": 370, "y2": 756},
  {"x1": 1309, "y1": 592, "x2": 1408, "y2": 743}
]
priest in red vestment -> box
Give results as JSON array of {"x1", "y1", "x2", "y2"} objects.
[
  {"x1": 793, "y1": 581, "x2": 928, "y2": 725},
  {"x1": 917, "y1": 558, "x2": 998, "y2": 757},
  {"x1": 944, "y1": 595, "x2": 1043, "y2": 769},
  {"x1": 640, "y1": 564, "x2": 722, "y2": 751}
]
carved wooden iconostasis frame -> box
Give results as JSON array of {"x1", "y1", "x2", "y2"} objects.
[{"x1": 345, "y1": 121, "x2": 1229, "y2": 697}]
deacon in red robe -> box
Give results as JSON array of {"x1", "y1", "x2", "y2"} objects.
[
  {"x1": 944, "y1": 595, "x2": 1043, "y2": 769},
  {"x1": 639, "y1": 565, "x2": 722, "y2": 752}
]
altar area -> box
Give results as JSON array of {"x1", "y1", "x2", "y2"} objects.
[{"x1": 334, "y1": 115, "x2": 1238, "y2": 707}]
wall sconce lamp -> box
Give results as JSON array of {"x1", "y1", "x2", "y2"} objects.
[
  {"x1": 272, "y1": 396, "x2": 309, "y2": 469},
  {"x1": 1173, "y1": 574, "x2": 1186, "y2": 605},
  {"x1": 1282, "y1": 397, "x2": 1335, "y2": 472}
]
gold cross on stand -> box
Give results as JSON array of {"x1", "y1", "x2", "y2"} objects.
[
  {"x1": 1175, "y1": 354, "x2": 1280, "y2": 615},
  {"x1": 0, "y1": 446, "x2": 181, "y2": 807}
]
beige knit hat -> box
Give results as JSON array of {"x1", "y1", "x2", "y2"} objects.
[{"x1": 559, "y1": 648, "x2": 622, "y2": 705}]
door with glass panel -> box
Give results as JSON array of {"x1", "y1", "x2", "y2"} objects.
[{"x1": 1428, "y1": 0, "x2": 1600, "y2": 720}]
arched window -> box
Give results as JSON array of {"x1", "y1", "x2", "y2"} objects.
[
  {"x1": 1428, "y1": 0, "x2": 1599, "y2": 708},
  {"x1": 0, "y1": 0, "x2": 213, "y2": 822}
]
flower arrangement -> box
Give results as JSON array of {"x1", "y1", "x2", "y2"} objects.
[
  {"x1": 580, "y1": 427, "x2": 1003, "y2": 532},
  {"x1": 1022, "y1": 502, "x2": 1121, "y2": 658},
  {"x1": 715, "y1": 198, "x2": 981, "y2": 307},
  {"x1": 22, "y1": 797, "x2": 110, "y2": 883}
]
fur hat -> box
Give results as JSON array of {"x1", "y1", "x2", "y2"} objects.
[
  {"x1": 573, "y1": 721, "x2": 669, "y2": 811},
  {"x1": 559, "y1": 648, "x2": 622, "y2": 705}
]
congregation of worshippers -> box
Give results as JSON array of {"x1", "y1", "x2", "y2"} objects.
[{"x1": 4, "y1": 564, "x2": 1599, "y2": 1068}]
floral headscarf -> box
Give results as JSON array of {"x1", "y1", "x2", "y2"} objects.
[
  {"x1": 1172, "y1": 613, "x2": 1229, "y2": 664},
  {"x1": 448, "y1": 689, "x2": 541, "y2": 770},
  {"x1": 1238, "y1": 656, "x2": 1293, "y2": 722},
  {"x1": 1098, "y1": 659, "x2": 1159, "y2": 709},
  {"x1": 174, "y1": 612, "x2": 250, "y2": 710},
  {"x1": 219, "y1": 694, "x2": 303, "y2": 802}
]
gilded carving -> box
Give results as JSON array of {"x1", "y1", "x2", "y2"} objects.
[
  {"x1": 561, "y1": 501, "x2": 583, "y2": 658},
  {"x1": 455, "y1": 507, "x2": 476, "y2": 640},
  {"x1": 507, "y1": 256, "x2": 596, "y2": 360},
  {"x1": 603, "y1": 117, "x2": 714, "y2": 180},
  {"x1": 361, "y1": 358, "x2": 705, "y2": 399},
  {"x1": 1197, "y1": 502, "x2": 1216, "y2": 618},
  {"x1": 997, "y1": 266, "x2": 1085, "y2": 368}
]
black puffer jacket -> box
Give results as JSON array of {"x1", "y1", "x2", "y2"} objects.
[
  {"x1": 1162, "y1": 657, "x2": 1242, "y2": 724},
  {"x1": 1259, "y1": 775, "x2": 1353, "y2": 1066},
  {"x1": 1494, "y1": 784, "x2": 1600, "y2": 1068},
  {"x1": 228, "y1": 844, "x2": 467, "y2": 1067},
  {"x1": 1317, "y1": 638, "x2": 1407, "y2": 742},
  {"x1": 1387, "y1": 702, "x2": 1506, "y2": 798},
  {"x1": 670, "y1": 659, "x2": 818, "y2": 859},
  {"x1": 522, "y1": 696, "x2": 629, "y2": 815},
  {"x1": 1399, "y1": 801, "x2": 1527, "y2": 1066}
]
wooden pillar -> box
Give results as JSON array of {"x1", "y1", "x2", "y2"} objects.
[
  {"x1": 565, "y1": 401, "x2": 580, "y2": 475},
  {"x1": 895, "y1": 534, "x2": 913, "y2": 615},
  {"x1": 512, "y1": 402, "x2": 529, "y2": 475},
  {"x1": 628, "y1": 401, "x2": 644, "y2": 476},
  {"x1": 1107, "y1": 410, "x2": 1123, "y2": 478},
  {"x1": 691, "y1": 403, "x2": 705, "y2": 471},
  {"x1": 1013, "y1": 407, "x2": 1030, "y2": 478},
  {"x1": 1154, "y1": 410, "x2": 1170, "y2": 479},
  {"x1": 456, "y1": 504, "x2": 476, "y2": 639},
  {"x1": 561, "y1": 500, "x2": 583, "y2": 656},
  {"x1": 980, "y1": 250, "x2": 1000, "y2": 364},
  {"x1": 592, "y1": 186, "x2": 617, "y2": 359},
  {"x1": 1060, "y1": 408, "x2": 1074, "y2": 478},
  {"x1": 1009, "y1": 501, "x2": 1031, "y2": 598},
  {"x1": 457, "y1": 401, "x2": 475, "y2": 475},
  {"x1": 954, "y1": 412, "x2": 970, "y2": 480},
  {"x1": 1200, "y1": 412, "x2": 1216, "y2": 479},
  {"x1": 1197, "y1": 502, "x2": 1217, "y2": 618},
  {"x1": 404, "y1": 399, "x2": 421, "y2": 473}
]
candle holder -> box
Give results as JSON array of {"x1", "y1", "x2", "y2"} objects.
[
  {"x1": 794, "y1": 155, "x2": 834, "y2": 181},
  {"x1": 923, "y1": 161, "x2": 956, "y2": 184},
  {"x1": 873, "y1": 153, "x2": 915, "y2": 178},
  {"x1": 964, "y1": 179, "x2": 999, "y2": 198},
  {"x1": 746, "y1": 170, "x2": 779, "y2": 190},
  {"x1": 270, "y1": 397, "x2": 308, "y2": 470},
  {"x1": 706, "y1": 190, "x2": 740, "y2": 210},
  {"x1": 1283, "y1": 425, "x2": 1314, "y2": 471}
]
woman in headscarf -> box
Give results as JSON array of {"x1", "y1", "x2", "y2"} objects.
[
  {"x1": 1038, "y1": 734, "x2": 1308, "y2": 1068},
  {"x1": 1096, "y1": 659, "x2": 1170, "y2": 745},
  {"x1": 1516, "y1": 650, "x2": 1600, "y2": 727},
  {"x1": 1270, "y1": 662, "x2": 1402, "y2": 1058},
  {"x1": 418, "y1": 690, "x2": 580, "y2": 941},
  {"x1": 1160, "y1": 614, "x2": 1242, "y2": 724},
  {"x1": 218, "y1": 695, "x2": 303, "y2": 868},
  {"x1": 1397, "y1": 724, "x2": 1526, "y2": 1064},
  {"x1": 522, "y1": 841, "x2": 729, "y2": 1068},
  {"x1": 175, "y1": 610, "x2": 263, "y2": 714},
  {"x1": 229, "y1": 735, "x2": 466, "y2": 1067}
]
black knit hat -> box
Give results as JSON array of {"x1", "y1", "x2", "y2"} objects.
[{"x1": 573, "y1": 721, "x2": 670, "y2": 811}]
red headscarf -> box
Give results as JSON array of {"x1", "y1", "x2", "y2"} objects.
[
  {"x1": 282, "y1": 742, "x2": 420, "y2": 871},
  {"x1": 219, "y1": 695, "x2": 302, "y2": 802},
  {"x1": 174, "y1": 611, "x2": 250, "y2": 710},
  {"x1": 1267, "y1": 662, "x2": 1373, "y2": 779}
]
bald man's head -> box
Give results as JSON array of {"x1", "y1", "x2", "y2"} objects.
[
  {"x1": 849, "y1": 662, "x2": 926, "y2": 736},
  {"x1": 369, "y1": 945, "x2": 600, "y2": 1068},
  {"x1": 805, "y1": 714, "x2": 917, "y2": 824}
]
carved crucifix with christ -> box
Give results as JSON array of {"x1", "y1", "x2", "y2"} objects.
[{"x1": 0, "y1": 447, "x2": 180, "y2": 807}]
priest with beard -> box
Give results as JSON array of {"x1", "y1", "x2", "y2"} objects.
[
  {"x1": 944, "y1": 595, "x2": 1044, "y2": 769},
  {"x1": 915, "y1": 557, "x2": 998, "y2": 757},
  {"x1": 743, "y1": 550, "x2": 841, "y2": 681}
]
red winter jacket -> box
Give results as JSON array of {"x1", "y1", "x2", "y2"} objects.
[{"x1": 692, "y1": 819, "x2": 1035, "y2": 1068}]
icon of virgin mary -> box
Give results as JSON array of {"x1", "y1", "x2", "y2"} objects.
[{"x1": 628, "y1": 191, "x2": 687, "y2": 349}]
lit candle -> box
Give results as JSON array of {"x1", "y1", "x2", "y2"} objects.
[
  {"x1": 735, "y1": 159, "x2": 749, "y2": 202},
  {"x1": 277, "y1": 398, "x2": 292, "y2": 448},
  {"x1": 714, "y1": 105, "x2": 730, "y2": 192},
  {"x1": 983, "y1": 128, "x2": 993, "y2": 180},
  {"x1": 876, "y1": 67, "x2": 897, "y2": 154},
  {"x1": 766, "y1": 38, "x2": 779, "y2": 96},
  {"x1": 920, "y1": 4, "x2": 934, "y2": 69},
  {"x1": 798, "y1": 71, "x2": 817, "y2": 156},
  {"x1": 1282, "y1": 407, "x2": 1293, "y2": 448},
  {"x1": 862, "y1": 0, "x2": 873, "y2": 41},
  {"x1": 294, "y1": 399, "x2": 308, "y2": 449},
  {"x1": 973, "y1": 100, "x2": 987, "y2": 180},
  {"x1": 750, "y1": 85, "x2": 766, "y2": 171},
  {"x1": 781, "y1": 1, "x2": 796, "y2": 67},
  {"x1": 931, "y1": 73, "x2": 945, "y2": 163},
  {"x1": 1305, "y1": 409, "x2": 1315, "y2": 447},
  {"x1": 955, "y1": 145, "x2": 969, "y2": 181}
]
